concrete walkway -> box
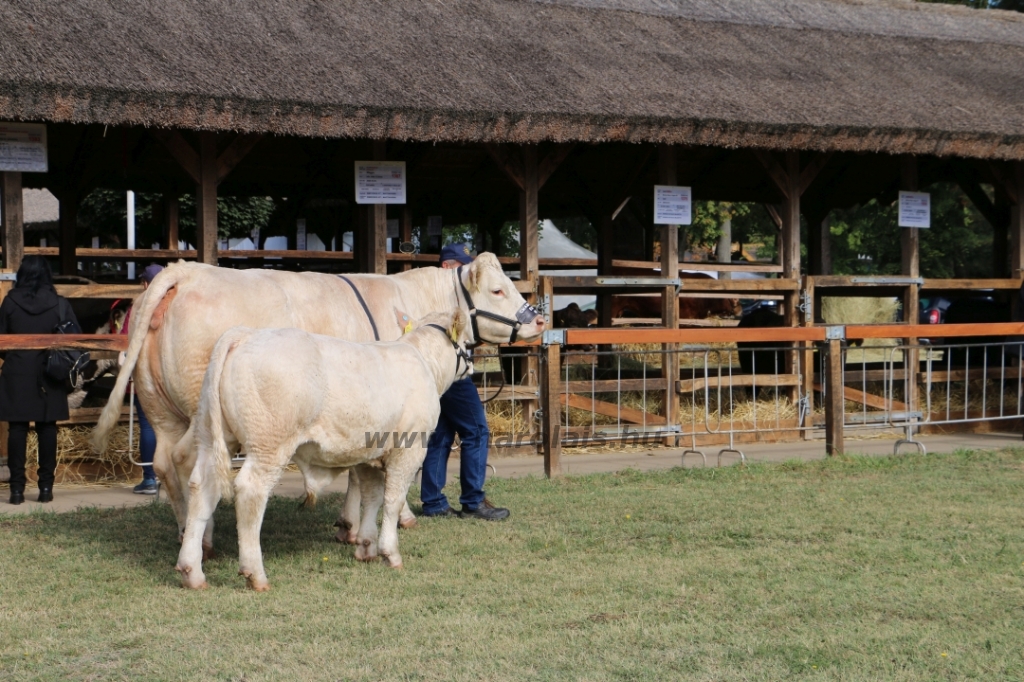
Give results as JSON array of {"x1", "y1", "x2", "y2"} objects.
[{"x1": 0, "y1": 431, "x2": 1019, "y2": 515}]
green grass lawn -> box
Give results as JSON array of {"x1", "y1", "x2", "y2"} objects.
[{"x1": 2, "y1": 450, "x2": 1024, "y2": 681}]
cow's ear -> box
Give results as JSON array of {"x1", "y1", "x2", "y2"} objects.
[
  {"x1": 451, "y1": 310, "x2": 467, "y2": 340},
  {"x1": 394, "y1": 308, "x2": 414, "y2": 334},
  {"x1": 465, "y1": 258, "x2": 482, "y2": 292}
]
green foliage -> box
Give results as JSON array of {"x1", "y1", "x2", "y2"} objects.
[
  {"x1": 829, "y1": 183, "x2": 992, "y2": 278},
  {"x1": 76, "y1": 189, "x2": 275, "y2": 248},
  {"x1": 687, "y1": 201, "x2": 779, "y2": 260}
]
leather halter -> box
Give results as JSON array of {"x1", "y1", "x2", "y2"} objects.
[
  {"x1": 424, "y1": 323, "x2": 472, "y2": 379},
  {"x1": 455, "y1": 265, "x2": 539, "y2": 345}
]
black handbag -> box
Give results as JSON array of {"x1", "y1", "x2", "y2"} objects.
[{"x1": 45, "y1": 298, "x2": 90, "y2": 390}]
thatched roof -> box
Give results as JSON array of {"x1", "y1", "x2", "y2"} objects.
[{"x1": 1, "y1": 0, "x2": 1022, "y2": 158}]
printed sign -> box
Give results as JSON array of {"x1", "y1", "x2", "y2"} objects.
[
  {"x1": 427, "y1": 215, "x2": 443, "y2": 237},
  {"x1": 0, "y1": 122, "x2": 47, "y2": 172},
  {"x1": 354, "y1": 161, "x2": 406, "y2": 204},
  {"x1": 653, "y1": 185, "x2": 692, "y2": 225},
  {"x1": 898, "y1": 191, "x2": 930, "y2": 228}
]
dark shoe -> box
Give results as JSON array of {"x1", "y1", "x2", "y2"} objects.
[
  {"x1": 459, "y1": 499, "x2": 510, "y2": 521},
  {"x1": 421, "y1": 507, "x2": 457, "y2": 518},
  {"x1": 133, "y1": 479, "x2": 158, "y2": 495},
  {"x1": 9, "y1": 488, "x2": 24, "y2": 505},
  {"x1": 37, "y1": 487, "x2": 53, "y2": 503}
]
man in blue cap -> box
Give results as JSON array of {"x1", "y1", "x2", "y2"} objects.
[
  {"x1": 126, "y1": 263, "x2": 164, "y2": 494},
  {"x1": 420, "y1": 243, "x2": 509, "y2": 520}
]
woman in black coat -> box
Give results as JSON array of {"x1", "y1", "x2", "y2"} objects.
[{"x1": 0, "y1": 256, "x2": 79, "y2": 504}]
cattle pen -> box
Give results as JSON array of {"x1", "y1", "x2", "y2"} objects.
[{"x1": 0, "y1": 1, "x2": 1023, "y2": 481}]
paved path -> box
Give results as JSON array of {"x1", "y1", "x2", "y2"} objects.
[{"x1": 1, "y1": 431, "x2": 1019, "y2": 515}]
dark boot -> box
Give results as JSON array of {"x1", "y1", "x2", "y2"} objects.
[
  {"x1": 37, "y1": 487, "x2": 53, "y2": 503},
  {"x1": 9, "y1": 486, "x2": 24, "y2": 505}
]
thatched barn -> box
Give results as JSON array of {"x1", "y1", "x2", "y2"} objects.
[{"x1": 0, "y1": 0, "x2": 1021, "y2": 306}]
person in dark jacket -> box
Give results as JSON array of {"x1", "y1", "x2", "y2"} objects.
[{"x1": 0, "y1": 256, "x2": 80, "y2": 504}]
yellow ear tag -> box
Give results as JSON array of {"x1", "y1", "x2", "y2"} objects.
[
  {"x1": 450, "y1": 326, "x2": 458, "y2": 343},
  {"x1": 404, "y1": 321, "x2": 413, "y2": 335}
]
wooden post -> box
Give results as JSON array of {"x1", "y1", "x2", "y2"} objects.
[
  {"x1": 901, "y1": 157, "x2": 920, "y2": 423},
  {"x1": 824, "y1": 337, "x2": 844, "y2": 456},
  {"x1": 658, "y1": 145, "x2": 680, "y2": 445},
  {"x1": 1, "y1": 172, "x2": 24, "y2": 272},
  {"x1": 782, "y1": 152, "x2": 801, "y2": 324},
  {"x1": 166, "y1": 195, "x2": 180, "y2": 250},
  {"x1": 58, "y1": 192, "x2": 79, "y2": 276},
  {"x1": 520, "y1": 145, "x2": 540, "y2": 429},
  {"x1": 1011, "y1": 162, "x2": 1024, "y2": 279},
  {"x1": 597, "y1": 214, "x2": 615, "y2": 327},
  {"x1": 0, "y1": 268, "x2": 11, "y2": 461},
  {"x1": 196, "y1": 133, "x2": 218, "y2": 265},
  {"x1": 541, "y1": 338, "x2": 562, "y2": 477},
  {"x1": 400, "y1": 206, "x2": 413, "y2": 271}
]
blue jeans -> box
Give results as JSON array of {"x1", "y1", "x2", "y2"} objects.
[
  {"x1": 420, "y1": 377, "x2": 489, "y2": 513},
  {"x1": 137, "y1": 403, "x2": 156, "y2": 481}
]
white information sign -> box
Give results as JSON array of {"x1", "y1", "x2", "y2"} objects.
[
  {"x1": 0, "y1": 122, "x2": 47, "y2": 172},
  {"x1": 427, "y1": 215, "x2": 443, "y2": 237},
  {"x1": 653, "y1": 185, "x2": 692, "y2": 225},
  {"x1": 898, "y1": 191, "x2": 931, "y2": 228},
  {"x1": 354, "y1": 161, "x2": 406, "y2": 204},
  {"x1": 386, "y1": 219, "x2": 399, "y2": 239}
]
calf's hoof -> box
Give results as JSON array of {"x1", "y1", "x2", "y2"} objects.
[
  {"x1": 354, "y1": 539, "x2": 378, "y2": 562},
  {"x1": 398, "y1": 516, "x2": 418, "y2": 530},
  {"x1": 175, "y1": 564, "x2": 208, "y2": 590},
  {"x1": 239, "y1": 569, "x2": 270, "y2": 592}
]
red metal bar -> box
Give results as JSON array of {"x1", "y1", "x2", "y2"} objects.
[{"x1": 0, "y1": 335, "x2": 128, "y2": 351}]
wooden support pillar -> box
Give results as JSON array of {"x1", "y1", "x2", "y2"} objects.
[
  {"x1": 658, "y1": 145, "x2": 680, "y2": 445},
  {"x1": 519, "y1": 145, "x2": 539, "y2": 287},
  {"x1": 782, "y1": 152, "x2": 801, "y2": 325},
  {"x1": 824, "y1": 338, "x2": 844, "y2": 456},
  {"x1": 901, "y1": 156, "x2": 921, "y2": 422},
  {"x1": 400, "y1": 206, "x2": 413, "y2": 271},
  {"x1": 519, "y1": 145, "x2": 540, "y2": 428},
  {"x1": 1, "y1": 172, "x2": 24, "y2": 272},
  {"x1": 58, "y1": 193, "x2": 79, "y2": 276},
  {"x1": 166, "y1": 195, "x2": 180, "y2": 250},
  {"x1": 597, "y1": 214, "x2": 615, "y2": 327},
  {"x1": 196, "y1": 133, "x2": 219, "y2": 265},
  {"x1": 356, "y1": 142, "x2": 388, "y2": 274},
  {"x1": 1011, "y1": 162, "x2": 1024, "y2": 279}
]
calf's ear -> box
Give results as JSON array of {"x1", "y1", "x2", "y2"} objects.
[
  {"x1": 451, "y1": 309, "x2": 468, "y2": 340},
  {"x1": 394, "y1": 307, "x2": 414, "y2": 334}
]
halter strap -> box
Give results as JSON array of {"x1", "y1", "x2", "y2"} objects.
[
  {"x1": 424, "y1": 323, "x2": 472, "y2": 379},
  {"x1": 337, "y1": 275, "x2": 379, "y2": 341},
  {"x1": 455, "y1": 266, "x2": 538, "y2": 345}
]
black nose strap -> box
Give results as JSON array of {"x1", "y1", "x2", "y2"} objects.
[{"x1": 456, "y1": 266, "x2": 540, "y2": 344}]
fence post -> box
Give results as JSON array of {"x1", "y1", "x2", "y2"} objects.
[
  {"x1": 540, "y1": 332, "x2": 562, "y2": 477},
  {"x1": 824, "y1": 334, "x2": 845, "y2": 456}
]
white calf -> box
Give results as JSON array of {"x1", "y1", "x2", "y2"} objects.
[{"x1": 176, "y1": 311, "x2": 470, "y2": 591}]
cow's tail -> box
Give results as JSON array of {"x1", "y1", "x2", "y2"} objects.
[
  {"x1": 90, "y1": 263, "x2": 186, "y2": 454},
  {"x1": 203, "y1": 327, "x2": 250, "y2": 503}
]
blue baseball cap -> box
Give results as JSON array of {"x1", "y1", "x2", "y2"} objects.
[
  {"x1": 439, "y1": 243, "x2": 474, "y2": 265},
  {"x1": 140, "y1": 263, "x2": 164, "y2": 283}
]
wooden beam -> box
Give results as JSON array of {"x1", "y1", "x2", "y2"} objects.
[
  {"x1": 216, "y1": 133, "x2": 262, "y2": 183},
  {"x1": 165, "y1": 195, "x2": 180, "y2": 249},
  {"x1": 823, "y1": 339, "x2": 844, "y2": 456},
  {"x1": 1, "y1": 172, "x2": 24, "y2": 272},
  {"x1": 799, "y1": 152, "x2": 833, "y2": 195},
  {"x1": 559, "y1": 392, "x2": 666, "y2": 426},
  {"x1": 764, "y1": 203, "x2": 783, "y2": 230},
  {"x1": 485, "y1": 144, "x2": 525, "y2": 191},
  {"x1": 537, "y1": 143, "x2": 575, "y2": 188},
  {"x1": 1012, "y1": 162, "x2": 1024, "y2": 278},
  {"x1": 658, "y1": 144, "x2": 680, "y2": 445},
  {"x1": 520, "y1": 145, "x2": 539, "y2": 285},
  {"x1": 152, "y1": 130, "x2": 200, "y2": 184},
  {"x1": 754, "y1": 150, "x2": 792, "y2": 200},
  {"x1": 196, "y1": 132, "x2": 219, "y2": 265},
  {"x1": 989, "y1": 161, "x2": 1020, "y2": 206}
]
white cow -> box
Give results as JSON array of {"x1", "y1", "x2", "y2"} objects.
[
  {"x1": 90, "y1": 255, "x2": 544, "y2": 553},
  {"x1": 176, "y1": 311, "x2": 471, "y2": 590}
]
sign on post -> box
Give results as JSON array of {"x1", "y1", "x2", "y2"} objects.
[
  {"x1": 898, "y1": 191, "x2": 931, "y2": 228},
  {"x1": 0, "y1": 122, "x2": 47, "y2": 173},
  {"x1": 354, "y1": 161, "x2": 406, "y2": 204},
  {"x1": 653, "y1": 185, "x2": 692, "y2": 225}
]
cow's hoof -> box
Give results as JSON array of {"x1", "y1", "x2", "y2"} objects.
[
  {"x1": 299, "y1": 493, "x2": 317, "y2": 509},
  {"x1": 344, "y1": 530, "x2": 359, "y2": 545},
  {"x1": 202, "y1": 545, "x2": 216, "y2": 561},
  {"x1": 333, "y1": 519, "x2": 352, "y2": 530},
  {"x1": 181, "y1": 579, "x2": 209, "y2": 590},
  {"x1": 355, "y1": 539, "x2": 378, "y2": 562},
  {"x1": 398, "y1": 516, "x2": 418, "y2": 530},
  {"x1": 382, "y1": 554, "x2": 403, "y2": 569}
]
